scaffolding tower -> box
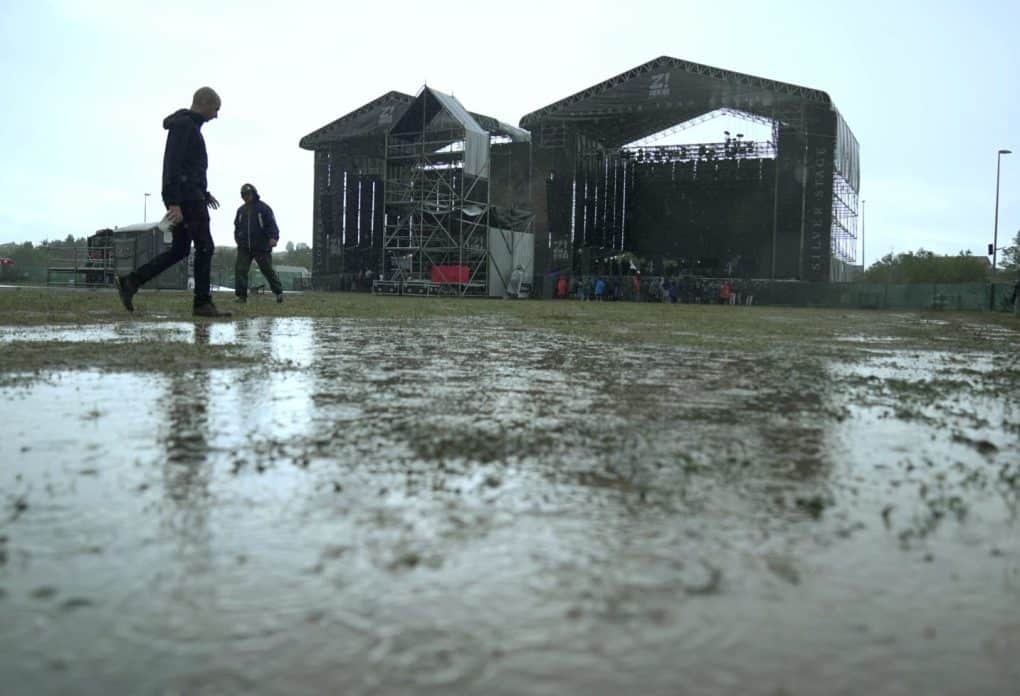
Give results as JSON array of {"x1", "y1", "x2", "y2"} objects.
[{"x1": 382, "y1": 88, "x2": 492, "y2": 296}]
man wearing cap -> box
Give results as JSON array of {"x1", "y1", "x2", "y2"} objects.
[
  {"x1": 233, "y1": 183, "x2": 284, "y2": 304},
  {"x1": 116, "y1": 86, "x2": 231, "y2": 317}
]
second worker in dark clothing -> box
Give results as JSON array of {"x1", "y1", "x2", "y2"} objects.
[{"x1": 234, "y1": 183, "x2": 284, "y2": 303}]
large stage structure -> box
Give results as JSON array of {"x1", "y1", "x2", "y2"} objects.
[
  {"x1": 300, "y1": 89, "x2": 532, "y2": 295},
  {"x1": 301, "y1": 57, "x2": 859, "y2": 294},
  {"x1": 519, "y1": 56, "x2": 860, "y2": 285}
]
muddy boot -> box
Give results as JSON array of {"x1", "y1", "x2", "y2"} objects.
[
  {"x1": 234, "y1": 296, "x2": 247, "y2": 304},
  {"x1": 193, "y1": 302, "x2": 232, "y2": 319},
  {"x1": 115, "y1": 275, "x2": 137, "y2": 312}
]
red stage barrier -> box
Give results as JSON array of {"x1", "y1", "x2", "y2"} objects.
[{"x1": 431, "y1": 265, "x2": 470, "y2": 284}]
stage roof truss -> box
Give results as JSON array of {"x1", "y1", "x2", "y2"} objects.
[
  {"x1": 519, "y1": 56, "x2": 850, "y2": 150},
  {"x1": 300, "y1": 91, "x2": 530, "y2": 153},
  {"x1": 623, "y1": 107, "x2": 778, "y2": 149},
  {"x1": 521, "y1": 56, "x2": 829, "y2": 125},
  {"x1": 617, "y1": 140, "x2": 776, "y2": 165},
  {"x1": 299, "y1": 91, "x2": 415, "y2": 151}
]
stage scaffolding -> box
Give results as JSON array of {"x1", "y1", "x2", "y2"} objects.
[
  {"x1": 301, "y1": 88, "x2": 532, "y2": 295},
  {"x1": 831, "y1": 173, "x2": 859, "y2": 264},
  {"x1": 382, "y1": 89, "x2": 492, "y2": 296}
]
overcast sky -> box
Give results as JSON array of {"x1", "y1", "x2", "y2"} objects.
[{"x1": 1, "y1": 0, "x2": 1017, "y2": 267}]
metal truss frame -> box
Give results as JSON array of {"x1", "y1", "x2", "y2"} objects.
[
  {"x1": 383, "y1": 126, "x2": 491, "y2": 296},
  {"x1": 624, "y1": 107, "x2": 778, "y2": 149},
  {"x1": 520, "y1": 56, "x2": 831, "y2": 127},
  {"x1": 830, "y1": 173, "x2": 858, "y2": 263}
]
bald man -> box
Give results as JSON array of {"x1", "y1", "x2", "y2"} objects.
[{"x1": 116, "y1": 86, "x2": 231, "y2": 317}]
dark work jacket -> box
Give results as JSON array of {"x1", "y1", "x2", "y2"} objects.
[
  {"x1": 161, "y1": 109, "x2": 210, "y2": 206},
  {"x1": 234, "y1": 198, "x2": 280, "y2": 251}
]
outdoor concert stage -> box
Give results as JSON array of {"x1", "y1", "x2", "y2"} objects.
[{"x1": 300, "y1": 56, "x2": 860, "y2": 293}]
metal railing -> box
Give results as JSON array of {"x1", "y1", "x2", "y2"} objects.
[{"x1": 45, "y1": 239, "x2": 116, "y2": 287}]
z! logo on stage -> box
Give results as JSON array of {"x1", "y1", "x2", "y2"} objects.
[{"x1": 649, "y1": 73, "x2": 671, "y2": 98}]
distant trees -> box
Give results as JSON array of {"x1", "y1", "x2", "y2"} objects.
[
  {"x1": 0, "y1": 241, "x2": 58, "y2": 282},
  {"x1": 2, "y1": 236, "x2": 313, "y2": 287},
  {"x1": 210, "y1": 246, "x2": 238, "y2": 287},
  {"x1": 861, "y1": 249, "x2": 989, "y2": 284},
  {"x1": 210, "y1": 242, "x2": 311, "y2": 287},
  {"x1": 999, "y1": 229, "x2": 1020, "y2": 272},
  {"x1": 278, "y1": 242, "x2": 311, "y2": 269}
]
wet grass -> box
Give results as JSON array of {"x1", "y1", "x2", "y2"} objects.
[
  {"x1": 0, "y1": 340, "x2": 258, "y2": 379},
  {"x1": 1, "y1": 287, "x2": 1019, "y2": 387},
  {"x1": 2, "y1": 286, "x2": 1018, "y2": 346}
]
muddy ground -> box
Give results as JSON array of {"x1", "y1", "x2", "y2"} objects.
[{"x1": 1, "y1": 287, "x2": 1018, "y2": 695}]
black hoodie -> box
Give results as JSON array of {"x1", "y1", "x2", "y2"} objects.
[
  {"x1": 161, "y1": 109, "x2": 210, "y2": 206},
  {"x1": 234, "y1": 186, "x2": 280, "y2": 252}
]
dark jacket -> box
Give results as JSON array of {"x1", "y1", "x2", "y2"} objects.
[
  {"x1": 161, "y1": 109, "x2": 210, "y2": 206},
  {"x1": 234, "y1": 195, "x2": 280, "y2": 251}
]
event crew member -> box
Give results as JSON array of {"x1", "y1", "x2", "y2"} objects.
[
  {"x1": 233, "y1": 183, "x2": 284, "y2": 303},
  {"x1": 116, "y1": 86, "x2": 230, "y2": 317}
]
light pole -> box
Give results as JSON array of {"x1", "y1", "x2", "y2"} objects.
[
  {"x1": 861, "y1": 198, "x2": 866, "y2": 271},
  {"x1": 991, "y1": 150, "x2": 1011, "y2": 309},
  {"x1": 993, "y1": 150, "x2": 1011, "y2": 273},
  {"x1": 144, "y1": 193, "x2": 151, "y2": 223}
]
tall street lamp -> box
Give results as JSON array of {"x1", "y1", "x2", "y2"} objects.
[
  {"x1": 144, "y1": 192, "x2": 151, "y2": 223},
  {"x1": 993, "y1": 150, "x2": 1012, "y2": 273},
  {"x1": 861, "y1": 198, "x2": 866, "y2": 271},
  {"x1": 991, "y1": 150, "x2": 1011, "y2": 309}
]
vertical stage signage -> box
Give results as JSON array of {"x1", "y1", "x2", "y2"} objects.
[{"x1": 802, "y1": 115, "x2": 835, "y2": 282}]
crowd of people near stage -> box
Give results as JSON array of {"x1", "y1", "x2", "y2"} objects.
[{"x1": 553, "y1": 273, "x2": 753, "y2": 305}]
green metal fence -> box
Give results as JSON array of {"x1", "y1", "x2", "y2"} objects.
[
  {"x1": 737, "y1": 280, "x2": 1017, "y2": 311},
  {"x1": 604, "y1": 276, "x2": 1020, "y2": 312}
]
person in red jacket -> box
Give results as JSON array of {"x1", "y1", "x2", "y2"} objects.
[
  {"x1": 556, "y1": 274, "x2": 568, "y2": 299},
  {"x1": 719, "y1": 280, "x2": 733, "y2": 305}
]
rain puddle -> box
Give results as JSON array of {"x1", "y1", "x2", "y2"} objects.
[{"x1": 1, "y1": 316, "x2": 1018, "y2": 695}]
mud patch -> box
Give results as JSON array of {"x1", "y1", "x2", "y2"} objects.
[{"x1": 1, "y1": 297, "x2": 1019, "y2": 694}]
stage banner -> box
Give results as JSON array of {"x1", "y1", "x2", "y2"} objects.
[{"x1": 802, "y1": 110, "x2": 836, "y2": 282}]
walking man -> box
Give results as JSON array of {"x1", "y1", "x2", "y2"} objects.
[
  {"x1": 233, "y1": 183, "x2": 284, "y2": 303},
  {"x1": 116, "y1": 86, "x2": 230, "y2": 317}
]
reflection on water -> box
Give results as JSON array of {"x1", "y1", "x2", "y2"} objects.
[
  {"x1": 0, "y1": 316, "x2": 1017, "y2": 694},
  {"x1": 161, "y1": 323, "x2": 213, "y2": 586}
]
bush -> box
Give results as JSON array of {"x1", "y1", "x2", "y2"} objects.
[{"x1": 861, "y1": 249, "x2": 988, "y2": 284}]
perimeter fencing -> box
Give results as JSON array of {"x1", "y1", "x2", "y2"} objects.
[
  {"x1": 740, "y1": 280, "x2": 1017, "y2": 312},
  {"x1": 545, "y1": 274, "x2": 1020, "y2": 313}
]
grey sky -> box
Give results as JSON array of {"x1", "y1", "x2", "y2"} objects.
[{"x1": 1, "y1": 0, "x2": 1017, "y2": 267}]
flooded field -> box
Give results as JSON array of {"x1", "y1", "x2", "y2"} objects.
[{"x1": 1, "y1": 289, "x2": 1018, "y2": 695}]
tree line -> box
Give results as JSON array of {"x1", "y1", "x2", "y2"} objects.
[
  {"x1": 3, "y1": 230, "x2": 1019, "y2": 286},
  {"x1": 861, "y1": 230, "x2": 1019, "y2": 284},
  {"x1": 0, "y1": 235, "x2": 311, "y2": 284}
]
